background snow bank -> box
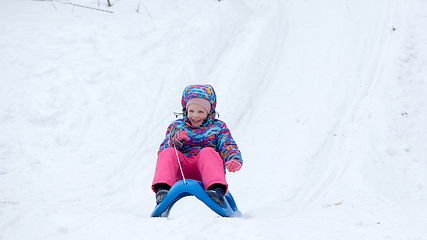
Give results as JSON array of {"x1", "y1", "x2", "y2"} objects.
[{"x1": 1, "y1": 0, "x2": 426, "y2": 239}]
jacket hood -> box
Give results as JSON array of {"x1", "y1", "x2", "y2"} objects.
[
  {"x1": 181, "y1": 84, "x2": 217, "y2": 114},
  {"x1": 181, "y1": 84, "x2": 217, "y2": 128}
]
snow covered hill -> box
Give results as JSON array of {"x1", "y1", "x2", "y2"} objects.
[{"x1": 1, "y1": 0, "x2": 426, "y2": 239}]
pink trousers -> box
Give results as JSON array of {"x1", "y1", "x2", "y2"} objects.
[{"x1": 152, "y1": 147, "x2": 227, "y2": 193}]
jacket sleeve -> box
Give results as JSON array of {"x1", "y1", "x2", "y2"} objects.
[
  {"x1": 216, "y1": 123, "x2": 243, "y2": 166},
  {"x1": 158, "y1": 123, "x2": 175, "y2": 154},
  {"x1": 158, "y1": 120, "x2": 187, "y2": 155}
]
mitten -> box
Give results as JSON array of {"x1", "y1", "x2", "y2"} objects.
[
  {"x1": 169, "y1": 126, "x2": 189, "y2": 147},
  {"x1": 172, "y1": 131, "x2": 189, "y2": 143},
  {"x1": 225, "y1": 159, "x2": 242, "y2": 173}
]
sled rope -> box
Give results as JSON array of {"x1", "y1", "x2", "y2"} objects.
[{"x1": 173, "y1": 145, "x2": 186, "y2": 185}]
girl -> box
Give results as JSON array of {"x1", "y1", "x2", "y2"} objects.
[{"x1": 151, "y1": 84, "x2": 243, "y2": 207}]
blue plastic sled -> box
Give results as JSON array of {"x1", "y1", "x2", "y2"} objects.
[{"x1": 151, "y1": 179, "x2": 242, "y2": 218}]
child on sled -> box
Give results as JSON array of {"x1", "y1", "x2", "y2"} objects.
[{"x1": 151, "y1": 84, "x2": 243, "y2": 207}]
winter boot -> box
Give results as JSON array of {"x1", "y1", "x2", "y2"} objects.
[
  {"x1": 206, "y1": 186, "x2": 225, "y2": 208},
  {"x1": 156, "y1": 189, "x2": 169, "y2": 205},
  {"x1": 154, "y1": 183, "x2": 171, "y2": 205}
]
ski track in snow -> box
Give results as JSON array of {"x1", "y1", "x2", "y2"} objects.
[{"x1": 1, "y1": 0, "x2": 427, "y2": 239}]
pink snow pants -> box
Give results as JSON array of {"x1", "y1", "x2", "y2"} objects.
[{"x1": 151, "y1": 147, "x2": 227, "y2": 193}]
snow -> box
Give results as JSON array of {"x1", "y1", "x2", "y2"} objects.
[{"x1": 1, "y1": 0, "x2": 427, "y2": 239}]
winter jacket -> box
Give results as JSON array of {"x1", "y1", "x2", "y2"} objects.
[{"x1": 158, "y1": 85, "x2": 243, "y2": 167}]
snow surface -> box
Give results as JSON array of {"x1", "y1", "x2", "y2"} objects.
[{"x1": 1, "y1": 0, "x2": 427, "y2": 239}]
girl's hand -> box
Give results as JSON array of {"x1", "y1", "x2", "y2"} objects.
[
  {"x1": 169, "y1": 126, "x2": 189, "y2": 147},
  {"x1": 171, "y1": 130, "x2": 189, "y2": 145},
  {"x1": 173, "y1": 130, "x2": 189, "y2": 142},
  {"x1": 225, "y1": 159, "x2": 242, "y2": 173}
]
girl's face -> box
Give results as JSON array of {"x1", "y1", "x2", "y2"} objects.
[{"x1": 187, "y1": 104, "x2": 208, "y2": 127}]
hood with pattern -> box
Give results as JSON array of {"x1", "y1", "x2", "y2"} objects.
[{"x1": 181, "y1": 84, "x2": 217, "y2": 114}]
